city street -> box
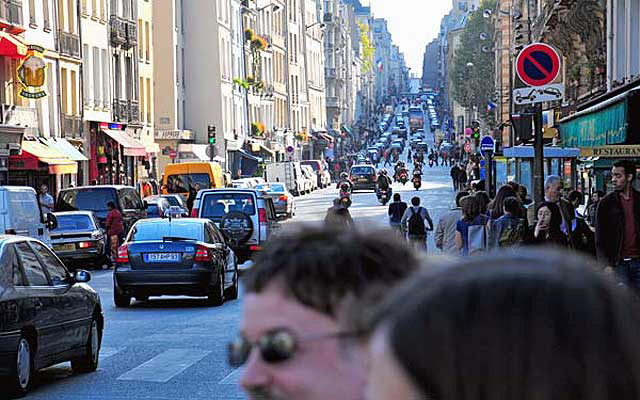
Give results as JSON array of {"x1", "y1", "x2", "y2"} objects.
[{"x1": 26, "y1": 150, "x2": 457, "y2": 400}]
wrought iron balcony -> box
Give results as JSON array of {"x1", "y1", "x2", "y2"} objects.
[
  {"x1": 112, "y1": 99, "x2": 129, "y2": 122},
  {"x1": 123, "y1": 20, "x2": 137, "y2": 50},
  {"x1": 323, "y1": 13, "x2": 334, "y2": 24},
  {"x1": 0, "y1": 0, "x2": 23, "y2": 33},
  {"x1": 128, "y1": 100, "x2": 139, "y2": 123},
  {"x1": 109, "y1": 16, "x2": 126, "y2": 47},
  {"x1": 57, "y1": 30, "x2": 81, "y2": 58},
  {"x1": 61, "y1": 114, "x2": 82, "y2": 139}
]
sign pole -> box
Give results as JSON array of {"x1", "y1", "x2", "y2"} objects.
[
  {"x1": 533, "y1": 103, "x2": 544, "y2": 205},
  {"x1": 485, "y1": 152, "x2": 493, "y2": 197}
]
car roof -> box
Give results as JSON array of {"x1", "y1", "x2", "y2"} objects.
[
  {"x1": 134, "y1": 218, "x2": 209, "y2": 227},
  {"x1": 0, "y1": 234, "x2": 42, "y2": 245},
  {"x1": 351, "y1": 164, "x2": 375, "y2": 168},
  {"x1": 59, "y1": 185, "x2": 133, "y2": 191},
  {"x1": 53, "y1": 211, "x2": 95, "y2": 217}
]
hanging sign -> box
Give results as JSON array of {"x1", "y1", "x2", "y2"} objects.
[{"x1": 18, "y1": 45, "x2": 47, "y2": 99}]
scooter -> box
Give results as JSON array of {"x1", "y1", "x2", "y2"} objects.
[
  {"x1": 378, "y1": 188, "x2": 391, "y2": 206},
  {"x1": 413, "y1": 175, "x2": 422, "y2": 190},
  {"x1": 339, "y1": 183, "x2": 352, "y2": 208}
]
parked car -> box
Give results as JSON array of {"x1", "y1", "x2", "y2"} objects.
[
  {"x1": 349, "y1": 164, "x2": 377, "y2": 192},
  {"x1": 50, "y1": 211, "x2": 109, "y2": 269},
  {"x1": 229, "y1": 179, "x2": 254, "y2": 189},
  {"x1": 0, "y1": 236, "x2": 102, "y2": 396},
  {"x1": 265, "y1": 162, "x2": 305, "y2": 196},
  {"x1": 301, "y1": 165, "x2": 318, "y2": 192},
  {"x1": 113, "y1": 218, "x2": 238, "y2": 307},
  {"x1": 255, "y1": 183, "x2": 295, "y2": 219},
  {"x1": 301, "y1": 160, "x2": 331, "y2": 188},
  {"x1": 55, "y1": 186, "x2": 147, "y2": 235},
  {"x1": 192, "y1": 189, "x2": 279, "y2": 262},
  {"x1": 159, "y1": 194, "x2": 189, "y2": 215},
  {"x1": 143, "y1": 196, "x2": 173, "y2": 218},
  {"x1": 0, "y1": 186, "x2": 58, "y2": 246}
]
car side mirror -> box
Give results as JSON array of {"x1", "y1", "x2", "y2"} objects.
[
  {"x1": 46, "y1": 213, "x2": 58, "y2": 230},
  {"x1": 74, "y1": 269, "x2": 91, "y2": 283}
]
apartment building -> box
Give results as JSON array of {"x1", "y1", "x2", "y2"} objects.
[
  {"x1": 303, "y1": 0, "x2": 325, "y2": 134},
  {"x1": 136, "y1": 0, "x2": 156, "y2": 178}
]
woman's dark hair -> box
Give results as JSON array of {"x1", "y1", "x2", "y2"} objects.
[
  {"x1": 537, "y1": 201, "x2": 563, "y2": 233},
  {"x1": 107, "y1": 201, "x2": 116, "y2": 210},
  {"x1": 502, "y1": 196, "x2": 522, "y2": 216},
  {"x1": 460, "y1": 195, "x2": 480, "y2": 221},
  {"x1": 517, "y1": 185, "x2": 528, "y2": 200},
  {"x1": 455, "y1": 191, "x2": 469, "y2": 208},
  {"x1": 370, "y1": 250, "x2": 640, "y2": 400},
  {"x1": 507, "y1": 181, "x2": 520, "y2": 192},
  {"x1": 488, "y1": 185, "x2": 517, "y2": 220},
  {"x1": 474, "y1": 191, "x2": 490, "y2": 214},
  {"x1": 568, "y1": 190, "x2": 584, "y2": 204}
]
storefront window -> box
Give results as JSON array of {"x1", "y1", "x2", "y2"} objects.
[
  {"x1": 520, "y1": 160, "x2": 532, "y2": 193},
  {"x1": 495, "y1": 159, "x2": 507, "y2": 188}
]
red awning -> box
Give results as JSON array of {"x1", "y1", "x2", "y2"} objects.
[
  {"x1": 9, "y1": 140, "x2": 78, "y2": 174},
  {"x1": 0, "y1": 32, "x2": 27, "y2": 59}
]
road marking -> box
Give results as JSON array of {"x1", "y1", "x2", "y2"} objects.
[
  {"x1": 100, "y1": 346, "x2": 124, "y2": 359},
  {"x1": 117, "y1": 349, "x2": 211, "y2": 383},
  {"x1": 219, "y1": 367, "x2": 244, "y2": 384}
]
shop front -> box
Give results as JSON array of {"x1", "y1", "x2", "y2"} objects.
[
  {"x1": 9, "y1": 139, "x2": 77, "y2": 193},
  {"x1": 89, "y1": 124, "x2": 147, "y2": 186},
  {"x1": 40, "y1": 137, "x2": 88, "y2": 188}
]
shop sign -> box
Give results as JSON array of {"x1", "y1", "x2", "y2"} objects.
[
  {"x1": 155, "y1": 130, "x2": 194, "y2": 140},
  {"x1": 580, "y1": 145, "x2": 640, "y2": 158},
  {"x1": 18, "y1": 45, "x2": 47, "y2": 99}
]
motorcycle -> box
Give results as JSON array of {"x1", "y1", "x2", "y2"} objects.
[
  {"x1": 339, "y1": 183, "x2": 352, "y2": 208},
  {"x1": 378, "y1": 187, "x2": 391, "y2": 205},
  {"x1": 413, "y1": 175, "x2": 422, "y2": 190}
]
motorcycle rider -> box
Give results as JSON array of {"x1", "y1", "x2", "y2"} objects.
[
  {"x1": 394, "y1": 161, "x2": 407, "y2": 181},
  {"x1": 336, "y1": 172, "x2": 353, "y2": 191},
  {"x1": 324, "y1": 197, "x2": 354, "y2": 229},
  {"x1": 376, "y1": 169, "x2": 393, "y2": 199},
  {"x1": 413, "y1": 167, "x2": 423, "y2": 187}
]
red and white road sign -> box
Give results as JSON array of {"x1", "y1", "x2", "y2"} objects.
[{"x1": 516, "y1": 43, "x2": 561, "y2": 87}]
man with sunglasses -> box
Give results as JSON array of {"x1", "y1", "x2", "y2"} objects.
[{"x1": 231, "y1": 227, "x2": 419, "y2": 400}]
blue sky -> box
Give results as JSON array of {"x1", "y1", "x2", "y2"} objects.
[{"x1": 364, "y1": 0, "x2": 451, "y2": 73}]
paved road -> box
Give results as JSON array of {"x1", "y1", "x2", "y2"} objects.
[{"x1": 28, "y1": 144, "x2": 456, "y2": 400}]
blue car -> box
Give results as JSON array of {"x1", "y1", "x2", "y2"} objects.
[{"x1": 113, "y1": 218, "x2": 238, "y2": 307}]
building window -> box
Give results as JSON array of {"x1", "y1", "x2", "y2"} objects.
[
  {"x1": 146, "y1": 78, "x2": 151, "y2": 123},
  {"x1": 138, "y1": 19, "x2": 143, "y2": 59},
  {"x1": 91, "y1": 0, "x2": 97, "y2": 16},
  {"x1": 60, "y1": 67, "x2": 68, "y2": 114},
  {"x1": 70, "y1": 70, "x2": 77, "y2": 115},
  {"x1": 81, "y1": 0, "x2": 87, "y2": 14},
  {"x1": 43, "y1": 0, "x2": 50, "y2": 30},
  {"x1": 29, "y1": 0, "x2": 37, "y2": 26},
  {"x1": 139, "y1": 76, "x2": 144, "y2": 122},
  {"x1": 145, "y1": 21, "x2": 150, "y2": 61},
  {"x1": 82, "y1": 44, "x2": 91, "y2": 105},
  {"x1": 101, "y1": 49, "x2": 109, "y2": 107},
  {"x1": 93, "y1": 47, "x2": 101, "y2": 106},
  {"x1": 68, "y1": 0, "x2": 75, "y2": 32},
  {"x1": 57, "y1": 0, "x2": 64, "y2": 31}
]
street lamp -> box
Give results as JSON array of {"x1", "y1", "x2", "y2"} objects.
[
  {"x1": 258, "y1": 4, "x2": 280, "y2": 12},
  {"x1": 466, "y1": 62, "x2": 474, "y2": 68},
  {"x1": 305, "y1": 21, "x2": 326, "y2": 30}
]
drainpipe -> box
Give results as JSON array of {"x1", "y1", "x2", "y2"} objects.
[{"x1": 606, "y1": 0, "x2": 613, "y2": 92}]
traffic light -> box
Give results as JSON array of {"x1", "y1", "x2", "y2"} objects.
[
  {"x1": 207, "y1": 125, "x2": 216, "y2": 144},
  {"x1": 472, "y1": 128, "x2": 480, "y2": 146}
]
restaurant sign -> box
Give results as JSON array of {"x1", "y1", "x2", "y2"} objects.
[{"x1": 580, "y1": 145, "x2": 640, "y2": 158}]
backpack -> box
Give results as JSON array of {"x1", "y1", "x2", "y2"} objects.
[
  {"x1": 467, "y1": 216, "x2": 489, "y2": 255},
  {"x1": 408, "y1": 207, "x2": 425, "y2": 235},
  {"x1": 497, "y1": 218, "x2": 526, "y2": 248}
]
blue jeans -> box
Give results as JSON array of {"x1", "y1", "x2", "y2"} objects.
[{"x1": 614, "y1": 259, "x2": 640, "y2": 295}]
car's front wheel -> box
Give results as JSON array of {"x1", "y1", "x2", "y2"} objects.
[
  {"x1": 71, "y1": 317, "x2": 101, "y2": 373},
  {"x1": 9, "y1": 336, "x2": 33, "y2": 398}
]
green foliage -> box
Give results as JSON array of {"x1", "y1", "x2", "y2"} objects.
[
  {"x1": 233, "y1": 77, "x2": 250, "y2": 90},
  {"x1": 357, "y1": 21, "x2": 375, "y2": 73},
  {"x1": 451, "y1": 0, "x2": 497, "y2": 123}
]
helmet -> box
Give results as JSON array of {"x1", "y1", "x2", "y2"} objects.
[{"x1": 340, "y1": 172, "x2": 348, "y2": 179}]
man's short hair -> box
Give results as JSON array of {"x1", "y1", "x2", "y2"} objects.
[
  {"x1": 614, "y1": 159, "x2": 636, "y2": 181},
  {"x1": 544, "y1": 175, "x2": 562, "y2": 190},
  {"x1": 243, "y1": 227, "x2": 419, "y2": 317},
  {"x1": 411, "y1": 197, "x2": 420, "y2": 206},
  {"x1": 393, "y1": 193, "x2": 401, "y2": 201},
  {"x1": 455, "y1": 191, "x2": 469, "y2": 207}
]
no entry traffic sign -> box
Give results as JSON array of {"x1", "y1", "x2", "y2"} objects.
[{"x1": 516, "y1": 43, "x2": 560, "y2": 87}]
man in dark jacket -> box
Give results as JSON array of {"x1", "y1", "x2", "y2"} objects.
[
  {"x1": 596, "y1": 160, "x2": 640, "y2": 294},
  {"x1": 388, "y1": 193, "x2": 407, "y2": 233}
]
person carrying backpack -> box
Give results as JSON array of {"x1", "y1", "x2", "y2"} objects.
[
  {"x1": 488, "y1": 196, "x2": 527, "y2": 249},
  {"x1": 456, "y1": 195, "x2": 490, "y2": 256},
  {"x1": 400, "y1": 196, "x2": 434, "y2": 251}
]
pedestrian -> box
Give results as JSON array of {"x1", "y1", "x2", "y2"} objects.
[
  {"x1": 596, "y1": 160, "x2": 640, "y2": 294},
  {"x1": 474, "y1": 190, "x2": 491, "y2": 216},
  {"x1": 567, "y1": 190, "x2": 585, "y2": 218},
  {"x1": 105, "y1": 201, "x2": 124, "y2": 263},
  {"x1": 388, "y1": 193, "x2": 407, "y2": 234},
  {"x1": 363, "y1": 250, "x2": 640, "y2": 400},
  {"x1": 435, "y1": 191, "x2": 468, "y2": 255},
  {"x1": 407, "y1": 148, "x2": 412, "y2": 163},
  {"x1": 586, "y1": 190, "x2": 604, "y2": 229},
  {"x1": 38, "y1": 184, "x2": 55, "y2": 216},
  {"x1": 566, "y1": 190, "x2": 596, "y2": 256},
  {"x1": 457, "y1": 167, "x2": 468, "y2": 190},
  {"x1": 527, "y1": 201, "x2": 567, "y2": 247},
  {"x1": 544, "y1": 175, "x2": 575, "y2": 247},
  {"x1": 450, "y1": 163, "x2": 460, "y2": 191},
  {"x1": 487, "y1": 196, "x2": 527, "y2": 249},
  {"x1": 400, "y1": 196, "x2": 434, "y2": 251},
  {"x1": 235, "y1": 227, "x2": 420, "y2": 400},
  {"x1": 487, "y1": 185, "x2": 518, "y2": 221},
  {"x1": 324, "y1": 197, "x2": 353, "y2": 229},
  {"x1": 455, "y1": 195, "x2": 489, "y2": 256}
]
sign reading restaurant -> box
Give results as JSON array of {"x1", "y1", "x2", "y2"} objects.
[{"x1": 580, "y1": 145, "x2": 640, "y2": 158}]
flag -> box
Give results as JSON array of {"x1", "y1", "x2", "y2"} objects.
[
  {"x1": 487, "y1": 101, "x2": 497, "y2": 112},
  {"x1": 376, "y1": 59, "x2": 383, "y2": 71}
]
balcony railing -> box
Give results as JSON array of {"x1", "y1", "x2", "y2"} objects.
[
  {"x1": 128, "y1": 99, "x2": 139, "y2": 123},
  {"x1": 109, "y1": 16, "x2": 126, "y2": 47},
  {"x1": 61, "y1": 114, "x2": 82, "y2": 139},
  {"x1": 323, "y1": 13, "x2": 334, "y2": 23},
  {"x1": 326, "y1": 96, "x2": 341, "y2": 109},
  {"x1": 112, "y1": 99, "x2": 129, "y2": 122},
  {"x1": 0, "y1": 0, "x2": 23, "y2": 33},
  {"x1": 325, "y1": 67, "x2": 336, "y2": 79},
  {"x1": 123, "y1": 20, "x2": 137, "y2": 50},
  {"x1": 57, "y1": 30, "x2": 80, "y2": 58}
]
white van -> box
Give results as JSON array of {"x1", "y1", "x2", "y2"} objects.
[
  {"x1": 265, "y1": 162, "x2": 305, "y2": 196},
  {"x1": 0, "y1": 186, "x2": 57, "y2": 245}
]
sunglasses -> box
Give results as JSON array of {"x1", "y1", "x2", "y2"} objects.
[{"x1": 228, "y1": 329, "x2": 357, "y2": 368}]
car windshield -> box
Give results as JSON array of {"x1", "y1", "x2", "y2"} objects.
[
  {"x1": 201, "y1": 193, "x2": 256, "y2": 218},
  {"x1": 255, "y1": 184, "x2": 285, "y2": 193},
  {"x1": 162, "y1": 196, "x2": 182, "y2": 207},
  {"x1": 53, "y1": 214, "x2": 95, "y2": 231},
  {"x1": 351, "y1": 167, "x2": 374, "y2": 175},
  {"x1": 129, "y1": 221, "x2": 204, "y2": 242},
  {"x1": 166, "y1": 174, "x2": 210, "y2": 193},
  {"x1": 57, "y1": 189, "x2": 116, "y2": 212}
]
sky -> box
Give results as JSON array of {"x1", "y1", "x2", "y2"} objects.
[{"x1": 362, "y1": 0, "x2": 452, "y2": 74}]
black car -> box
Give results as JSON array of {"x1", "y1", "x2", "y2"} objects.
[
  {"x1": 55, "y1": 185, "x2": 147, "y2": 234},
  {"x1": 113, "y1": 218, "x2": 239, "y2": 307},
  {"x1": 0, "y1": 236, "x2": 102, "y2": 397},
  {"x1": 349, "y1": 164, "x2": 377, "y2": 192},
  {"x1": 50, "y1": 211, "x2": 109, "y2": 269}
]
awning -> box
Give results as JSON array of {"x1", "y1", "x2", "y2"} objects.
[
  {"x1": 40, "y1": 137, "x2": 88, "y2": 161},
  {"x1": 251, "y1": 143, "x2": 275, "y2": 157},
  {"x1": 237, "y1": 149, "x2": 261, "y2": 162},
  {"x1": 102, "y1": 129, "x2": 146, "y2": 157},
  {"x1": 0, "y1": 32, "x2": 27, "y2": 59},
  {"x1": 503, "y1": 146, "x2": 580, "y2": 159},
  {"x1": 10, "y1": 140, "x2": 77, "y2": 174}
]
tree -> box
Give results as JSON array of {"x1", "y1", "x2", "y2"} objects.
[{"x1": 451, "y1": 0, "x2": 496, "y2": 126}]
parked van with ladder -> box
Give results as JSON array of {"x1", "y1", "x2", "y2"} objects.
[{"x1": 265, "y1": 161, "x2": 305, "y2": 196}]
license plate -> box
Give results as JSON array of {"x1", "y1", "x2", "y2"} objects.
[
  {"x1": 358, "y1": 178, "x2": 369, "y2": 182},
  {"x1": 54, "y1": 243, "x2": 76, "y2": 252},
  {"x1": 144, "y1": 253, "x2": 181, "y2": 263}
]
